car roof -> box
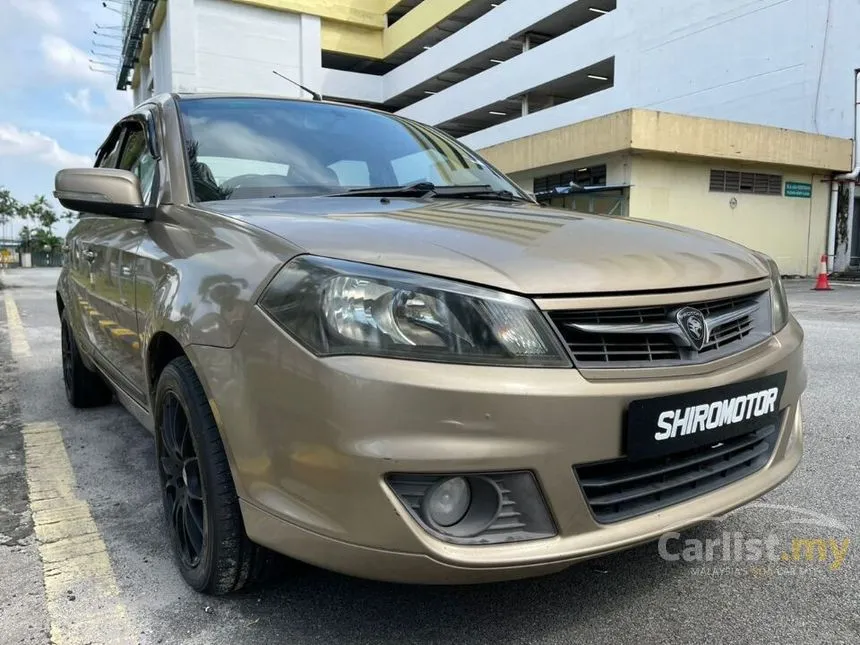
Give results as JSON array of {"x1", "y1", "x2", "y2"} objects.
[{"x1": 169, "y1": 92, "x2": 391, "y2": 116}]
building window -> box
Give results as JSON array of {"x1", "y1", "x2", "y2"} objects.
[
  {"x1": 709, "y1": 170, "x2": 782, "y2": 195},
  {"x1": 534, "y1": 165, "x2": 607, "y2": 193}
]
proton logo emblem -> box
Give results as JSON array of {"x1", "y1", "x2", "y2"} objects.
[{"x1": 675, "y1": 307, "x2": 708, "y2": 351}]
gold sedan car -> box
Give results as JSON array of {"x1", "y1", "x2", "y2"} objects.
[{"x1": 54, "y1": 94, "x2": 805, "y2": 595}]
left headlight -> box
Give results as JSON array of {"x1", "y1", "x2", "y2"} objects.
[
  {"x1": 259, "y1": 255, "x2": 571, "y2": 367},
  {"x1": 760, "y1": 255, "x2": 789, "y2": 333}
]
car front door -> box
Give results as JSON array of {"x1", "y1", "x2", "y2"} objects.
[
  {"x1": 82, "y1": 116, "x2": 159, "y2": 404},
  {"x1": 67, "y1": 126, "x2": 125, "y2": 359}
]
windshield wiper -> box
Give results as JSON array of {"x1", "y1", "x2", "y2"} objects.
[
  {"x1": 437, "y1": 188, "x2": 533, "y2": 203},
  {"x1": 327, "y1": 182, "x2": 532, "y2": 202},
  {"x1": 327, "y1": 181, "x2": 438, "y2": 198}
]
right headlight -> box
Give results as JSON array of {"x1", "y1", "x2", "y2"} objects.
[
  {"x1": 759, "y1": 254, "x2": 789, "y2": 333},
  {"x1": 258, "y1": 255, "x2": 571, "y2": 367}
]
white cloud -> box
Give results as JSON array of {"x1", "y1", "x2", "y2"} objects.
[
  {"x1": 65, "y1": 88, "x2": 94, "y2": 115},
  {"x1": 0, "y1": 123, "x2": 92, "y2": 168},
  {"x1": 40, "y1": 34, "x2": 100, "y2": 84},
  {"x1": 9, "y1": 0, "x2": 61, "y2": 28},
  {"x1": 40, "y1": 34, "x2": 132, "y2": 120}
]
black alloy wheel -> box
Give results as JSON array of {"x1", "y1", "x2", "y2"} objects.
[
  {"x1": 154, "y1": 357, "x2": 274, "y2": 594},
  {"x1": 159, "y1": 392, "x2": 206, "y2": 568}
]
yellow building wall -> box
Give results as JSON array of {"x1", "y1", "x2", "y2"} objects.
[{"x1": 628, "y1": 154, "x2": 830, "y2": 276}]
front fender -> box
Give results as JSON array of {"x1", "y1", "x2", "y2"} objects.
[{"x1": 134, "y1": 206, "x2": 300, "y2": 380}]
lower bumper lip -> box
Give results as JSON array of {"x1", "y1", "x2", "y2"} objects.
[{"x1": 190, "y1": 313, "x2": 806, "y2": 583}]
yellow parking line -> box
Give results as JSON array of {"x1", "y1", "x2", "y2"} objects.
[
  {"x1": 3, "y1": 293, "x2": 32, "y2": 357},
  {"x1": 98, "y1": 319, "x2": 118, "y2": 328},
  {"x1": 22, "y1": 421, "x2": 137, "y2": 645},
  {"x1": 109, "y1": 327, "x2": 138, "y2": 338}
]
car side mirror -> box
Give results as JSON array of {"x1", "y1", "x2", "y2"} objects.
[{"x1": 54, "y1": 168, "x2": 155, "y2": 221}]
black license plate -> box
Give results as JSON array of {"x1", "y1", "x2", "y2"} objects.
[{"x1": 625, "y1": 372, "x2": 787, "y2": 461}]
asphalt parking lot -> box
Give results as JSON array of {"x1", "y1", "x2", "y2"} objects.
[{"x1": 1, "y1": 268, "x2": 858, "y2": 645}]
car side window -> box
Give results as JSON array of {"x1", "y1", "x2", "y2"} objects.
[
  {"x1": 96, "y1": 127, "x2": 125, "y2": 169},
  {"x1": 117, "y1": 124, "x2": 158, "y2": 204}
]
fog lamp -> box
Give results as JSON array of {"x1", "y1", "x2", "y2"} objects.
[
  {"x1": 425, "y1": 477, "x2": 471, "y2": 527},
  {"x1": 388, "y1": 471, "x2": 556, "y2": 544}
]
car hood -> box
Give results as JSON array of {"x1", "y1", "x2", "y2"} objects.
[{"x1": 203, "y1": 197, "x2": 769, "y2": 295}]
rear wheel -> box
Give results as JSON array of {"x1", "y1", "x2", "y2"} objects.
[
  {"x1": 155, "y1": 356, "x2": 271, "y2": 595},
  {"x1": 60, "y1": 310, "x2": 113, "y2": 408}
]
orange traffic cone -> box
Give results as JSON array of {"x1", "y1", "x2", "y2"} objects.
[{"x1": 813, "y1": 254, "x2": 833, "y2": 291}]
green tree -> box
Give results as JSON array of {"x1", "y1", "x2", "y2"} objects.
[
  {"x1": 31, "y1": 228, "x2": 62, "y2": 252},
  {"x1": 1, "y1": 187, "x2": 25, "y2": 246},
  {"x1": 18, "y1": 225, "x2": 32, "y2": 252},
  {"x1": 24, "y1": 195, "x2": 60, "y2": 233},
  {"x1": 0, "y1": 187, "x2": 23, "y2": 219},
  {"x1": 0, "y1": 187, "x2": 67, "y2": 252}
]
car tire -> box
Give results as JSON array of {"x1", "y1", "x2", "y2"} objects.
[
  {"x1": 154, "y1": 356, "x2": 272, "y2": 595},
  {"x1": 61, "y1": 310, "x2": 113, "y2": 408}
]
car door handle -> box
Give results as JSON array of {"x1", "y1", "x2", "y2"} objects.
[{"x1": 84, "y1": 250, "x2": 96, "y2": 262}]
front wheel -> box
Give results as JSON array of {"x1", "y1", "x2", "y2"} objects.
[{"x1": 155, "y1": 356, "x2": 271, "y2": 594}]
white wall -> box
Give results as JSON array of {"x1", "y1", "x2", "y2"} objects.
[
  {"x1": 194, "y1": 0, "x2": 310, "y2": 96},
  {"x1": 144, "y1": 0, "x2": 322, "y2": 99},
  {"x1": 322, "y1": 69, "x2": 383, "y2": 103},
  {"x1": 462, "y1": 0, "x2": 860, "y2": 149},
  {"x1": 166, "y1": 0, "x2": 197, "y2": 93},
  {"x1": 151, "y1": 7, "x2": 172, "y2": 94}
]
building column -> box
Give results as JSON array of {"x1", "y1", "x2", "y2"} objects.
[
  {"x1": 299, "y1": 14, "x2": 322, "y2": 94},
  {"x1": 167, "y1": 0, "x2": 198, "y2": 92}
]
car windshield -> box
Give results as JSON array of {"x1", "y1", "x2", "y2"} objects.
[{"x1": 176, "y1": 97, "x2": 528, "y2": 202}]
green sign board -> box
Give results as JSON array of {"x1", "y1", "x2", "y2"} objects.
[{"x1": 785, "y1": 181, "x2": 812, "y2": 198}]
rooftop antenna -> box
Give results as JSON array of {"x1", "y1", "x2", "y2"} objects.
[{"x1": 272, "y1": 70, "x2": 322, "y2": 101}]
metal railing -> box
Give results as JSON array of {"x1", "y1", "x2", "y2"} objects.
[{"x1": 116, "y1": 0, "x2": 157, "y2": 90}]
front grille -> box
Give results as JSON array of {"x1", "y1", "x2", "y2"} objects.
[
  {"x1": 547, "y1": 291, "x2": 771, "y2": 368},
  {"x1": 575, "y1": 425, "x2": 779, "y2": 524}
]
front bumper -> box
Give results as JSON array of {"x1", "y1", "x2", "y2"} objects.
[{"x1": 189, "y1": 312, "x2": 806, "y2": 584}]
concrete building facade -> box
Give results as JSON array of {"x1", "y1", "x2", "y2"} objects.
[{"x1": 116, "y1": 0, "x2": 860, "y2": 275}]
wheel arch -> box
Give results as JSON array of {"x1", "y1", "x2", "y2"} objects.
[
  {"x1": 147, "y1": 331, "x2": 244, "y2": 497},
  {"x1": 147, "y1": 331, "x2": 188, "y2": 399}
]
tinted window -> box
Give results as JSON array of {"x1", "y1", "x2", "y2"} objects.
[
  {"x1": 118, "y1": 125, "x2": 158, "y2": 203},
  {"x1": 96, "y1": 128, "x2": 124, "y2": 169},
  {"x1": 176, "y1": 97, "x2": 525, "y2": 202}
]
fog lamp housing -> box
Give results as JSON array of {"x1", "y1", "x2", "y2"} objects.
[
  {"x1": 387, "y1": 471, "x2": 556, "y2": 545},
  {"x1": 424, "y1": 477, "x2": 472, "y2": 527}
]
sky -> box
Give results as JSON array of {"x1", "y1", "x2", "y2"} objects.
[{"x1": 0, "y1": 0, "x2": 133, "y2": 240}]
